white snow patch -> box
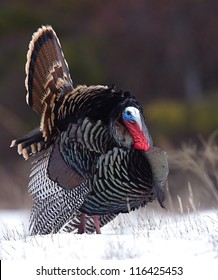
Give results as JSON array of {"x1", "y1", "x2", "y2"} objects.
[{"x1": 0, "y1": 208, "x2": 217, "y2": 262}]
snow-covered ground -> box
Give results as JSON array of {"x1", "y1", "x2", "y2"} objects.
[
  {"x1": 0, "y1": 208, "x2": 217, "y2": 260},
  {"x1": 0, "y1": 208, "x2": 218, "y2": 278}
]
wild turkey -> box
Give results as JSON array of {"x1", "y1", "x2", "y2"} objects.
[{"x1": 11, "y1": 25, "x2": 169, "y2": 235}]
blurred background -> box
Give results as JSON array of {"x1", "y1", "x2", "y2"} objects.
[{"x1": 0, "y1": 0, "x2": 218, "y2": 212}]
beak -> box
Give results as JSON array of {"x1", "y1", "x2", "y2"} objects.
[{"x1": 134, "y1": 113, "x2": 143, "y2": 131}]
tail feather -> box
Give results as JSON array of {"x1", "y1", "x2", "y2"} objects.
[
  {"x1": 10, "y1": 127, "x2": 45, "y2": 159},
  {"x1": 25, "y1": 25, "x2": 73, "y2": 114},
  {"x1": 11, "y1": 26, "x2": 74, "y2": 159},
  {"x1": 25, "y1": 25, "x2": 73, "y2": 141}
]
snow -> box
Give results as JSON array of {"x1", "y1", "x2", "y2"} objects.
[
  {"x1": 0, "y1": 208, "x2": 218, "y2": 278},
  {"x1": 0, "y1": 208, "x2": 217, "y2": 260}
]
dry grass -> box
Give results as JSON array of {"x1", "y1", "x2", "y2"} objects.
[
  {"x1": 1, "y1": 208, "x2": 217, "y2": 260},
  {"x1": 167, "y1": 131, "x2": 218, "y2": 212}
]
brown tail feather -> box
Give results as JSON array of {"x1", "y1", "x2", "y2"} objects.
[
  {"x1": 10, "y1": 128, "x2": 46, "y2": 159},
  {"x1": 25, "y1": 25, "x2": 73, "y2": 141},
  {"x1": 25, "y1": 25, "x2": 73, "y2": 114}
]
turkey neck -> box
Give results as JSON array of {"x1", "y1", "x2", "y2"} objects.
[{"x1": 124, "y1": 121, "x2": 150, "y2": 151}]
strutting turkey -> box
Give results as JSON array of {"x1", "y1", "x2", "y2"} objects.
[{"x1": 11, "y1": 26, "x2": 169, "y2": 235}]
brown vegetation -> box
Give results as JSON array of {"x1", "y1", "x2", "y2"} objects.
[{"x1": 166, "y1": 131, "x2": 218, "y2": 212}]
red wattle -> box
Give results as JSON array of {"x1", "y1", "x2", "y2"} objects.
[
  {"x1": 124, "y1": 122, "x2": 150, "y2": 152},
  {"x1": 134, "y1": 139, "x2": 150, "y2": 151}
]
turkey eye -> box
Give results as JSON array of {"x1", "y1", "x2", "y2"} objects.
[{"x1": 126, "y1": 111, "x2": 131, "y2": 115}]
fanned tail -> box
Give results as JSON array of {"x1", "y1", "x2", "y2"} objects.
[
  {"x1": 11, "y1": 25, "x2": 74, "y2": 158},
  {"x1": 25, "y1": 25, "x2": 73, "y2": 141},
  {"x1": 25, "y1": 25, "x2": 73, "y2": 114}
]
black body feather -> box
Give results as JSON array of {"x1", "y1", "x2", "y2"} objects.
[{"x1": 11, "y1": 26, "x2": 168, "y2": 235}]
